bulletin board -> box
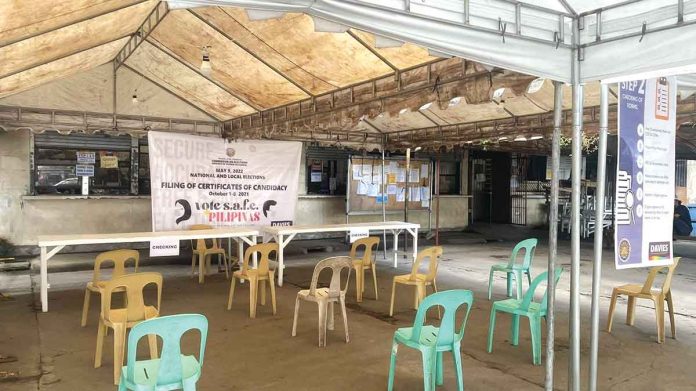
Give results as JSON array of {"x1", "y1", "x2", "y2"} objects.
[{"x1": 347, "y1": 156, "x2": 432, "y2": 214}]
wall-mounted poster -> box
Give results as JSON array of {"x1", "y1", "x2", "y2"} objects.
[
  {"x1": 148, "y1": 131, "x2": 301, "y2": 231},
  {"x1": 615, "y1": 77, "x2": 676, "y2": 269}
]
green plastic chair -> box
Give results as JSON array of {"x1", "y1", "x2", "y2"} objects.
[
  {"x1": 487, "y1": 238, "x2": 538, "y2": 300},
  {"x1": 388, "y1": 289, "x2": 474, "y2": 391},
  {"x1": 118, "y1": 314, "x2": 208, "y2": 391},
  {"x1": 487, "y1": 268, "x2": 563, "y2": 366}
]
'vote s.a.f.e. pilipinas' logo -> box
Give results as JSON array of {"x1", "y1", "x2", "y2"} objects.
[{"x1": 174, "y1": 198, "x2": 285, "y2": 225}]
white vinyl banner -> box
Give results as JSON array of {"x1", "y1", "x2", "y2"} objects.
[
  {"x1": 615, "y1": 77, "x2": 677, "y2": 269},
  {"x1": 148, "y1": 132, "x2": 302, "y2": 231}
]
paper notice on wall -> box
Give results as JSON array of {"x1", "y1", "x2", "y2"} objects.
[
  {"x1": 148, "y1": 132, "x2": 301, "y2": 231},
  {"x1": 615, "y1": 77, "x2": 676, "y2": 270},
  {"x1": 357, "y1": 181, "x2": 369, "y2": 195},
  {"x1": 422, "y1": 199, "x2": 430, "y2": 208},
  {"x1": 77, "y1": 151, "x2": 95, "y2": 164},
  {"x1": 387, "y1": 173, "x2": 397, "y2": 184},
  {"x1": 362, "y1": 165, "x2": 373, "y2": 176},
  {"x1": 410, "y1": 169, "x2": 420, "y2": 183},
  {"x1": 100, "y1": 155, "x2": 118, "y2": 169},
  {"x1": 421, "y1": 164, "x2": 429, "y2": 178},
  {"x1": 387, "y1": 184, "x2": 398, "y2": 195},
  {"x1": 367, "y1": 183, "x2": 380, "y2": 197},
  {"x1": 410, "y1": 187, "x2": 421, "y2": 202},
  {"x1": 310, "y1": 171, "x2": 322, "y2": 182},
  {"x1": 396, "y1": 168, "x2": 406, "y2": 182},
  {"x1": 150, "y1": 237, "x2": 180, "y2": 257},
  {"x1": 396, "y1": 187, "x2": 406, "y2": 202},
  {"x1": 352, "y1": 165, "x2": 363, "y2": 180},
  {"x1": 421, "y1": 187, "x2": 430, "y2": 201},
  {"x1": 372, "y1": 173, "x2": 382, "y2": 184},
  {"x1": 376, "y1": 194, "x2": 387, "y2": 204}
]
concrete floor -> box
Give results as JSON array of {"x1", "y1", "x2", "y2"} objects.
[{"x1": 2, "y1": 232, "x2": 696, "y2": 390}]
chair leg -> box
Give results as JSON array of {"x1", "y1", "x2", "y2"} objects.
[
  {"x1": 340, "y1": 296, "x2": 349, "y2": 343},
  {"x1": 198, "y1": 253, "x2": 205, "y2": 284},
  {"x1": 626, "y1": 296, "x2": 636, "y2": 325},
  {"x1": 260, "y1": 280, "x2": 267, "y2": 306},
  {"x1": 95, "y1": 319, "x2": 106, "y2": 368},
  {"x1": 292, "y1": 297, "x2": 300, "y2": 337},
  {"x1": 147, "y1": 334, "x2": 158, "y2": 359},
  {"x1": 530, "y1": 315, "x2": 542, "y2": 365},
  {"x1": 606, "y1": 289, "x2": 618, "y2": 332},
  {"x1": 453, "y1": 344, "x2": 464, "y2": 391},
  {"x1": 270, "y1": 275, "x2": 277, "y2": 315},
  {"x1": 328, "y1": 301, "x2": 335, "y2": 331},
  {"x1": 666, "y1": 292, "x2": 676, "y2": 339},
  {"x1": 421, "y1": 349, "x2": 436, "y2": 391},
  {"x1": 389, "y1": 280, "x2": 397, "y2": 317},
  {"x1": 318, "y1": 302, "x2": 327, "y2": 347},
  {"x1": 654, "y1": 299, "x2": 664, "y2": 343},
  {"x1": 371, "y1": 264, "x2": 379, "y2": 300},
  {"x1": 413, "y1": 285, "x2": 420, "y2": 310},
  {"x1": 227, "y1": 277, "x2": 237, "y2": 310},
  {"x1": 488, "y1": 269, "x2": 495, "y2": 300},
  {"x1": 526, "y1": 269, "x2": 532, "y2": 286},
  {"x1": 511, "y1": 314, "x2": 520, "y2": 346},
  {"x1": 515, "y1": 270, "x2": 523, "y2": 300},
  {"x1": 436, "y1": 351, "x2": 444, "y2": 386},
  {"x1": 487, "y1": 308, "x2": 497, "y2": 353},
  {"x1": 430, "y1": 284, "x2": 442, "y2": 320},
  {"x1": 356, "y1": 267, "x2": 363, "y2": 302},
  {"x1": 249, "y1": 278, "x2": 258, "y2": 318},
  {"x1": 387, "y1": 340, "x2": 399, "y2": 391},
  {"x1": 223, "y1": 254, "x2": 229, "y2": 279},
  {"x1": 113, "y1": 324, "x2": 126, "y2": 385},
  {"x1": 81, "y1": 289, "x2": 91, "y2": 327},
  {"x1": 191, "y1": 253, "x2": 196, "y2": 277},
  {"x1": 506, "y1": 272, "x2": 513, "y2": 297}
]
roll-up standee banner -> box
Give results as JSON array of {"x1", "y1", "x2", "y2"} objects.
[
  {"x1": 148, "y1": 131, "x2": 302, "y2": 231},
  {"x1": 615, "y1": 77, "x2": 676, "y2": 269}
]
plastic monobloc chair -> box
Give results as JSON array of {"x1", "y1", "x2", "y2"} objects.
[
  {"x1": 228, "y1": 243, "x2": 278, "y2": 318},
  {"x1": 390, "y1": 246, "x2": 443, "y2": 317},
  {"x1": 607, "y1": 258, "x2": 680, "y2": 343},
  {"x1": 387, "y1": 289, "x2": 474, "y2": 391},
  {"x1": 82, "y1": 249, "x2": 139, "y2": 327},
  {"x1": 95, "y1": 272, "x2": 163, "y2": 384},
  {"x1": 189, "y1": 224, "x2": 229, "y2": 284},
  {"x1": 292, "y1": 256, "x2": 352, "y2": 347},
  {"x1": 118, "y1": 314, "x2": 208, "y2": 391},
  {"x1": 487, "y1": 267, "x2": 563, "y2": 365},
  {"x1": 487, "y1": 238, "x2": 538, "y2": 300},
  {"x1": 350, "y1": 236, "x2": 380, "y2": 302}
]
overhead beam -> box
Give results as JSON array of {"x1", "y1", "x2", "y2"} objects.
[
  {"x1": 188, "y1": 9, "x2": 315, "y2": 97},
  {"x1": 0, "y1": 0, "x2": 151, "y2": 48},
  {"x1": 0, "y1": 34, "x2": 132, "y2": 80},
  {"x1": 362, "y1": 118, "x2": 384, "y2": 133},
  {"x1": 121, "y1": 63, "x2": 219, "y2": 120},
  {"x1": 146, "y1": 38, "x2": 263, "y2": 112},
  {"x1": 114, "y1": 1, "x2": 169, "y2": 70},
  {"x1": 346, "y1": 30, "x2": 400, "y2": 73}
]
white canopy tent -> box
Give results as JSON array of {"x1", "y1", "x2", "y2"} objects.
[{"x1": 163, "y1": 1, "x2": 696, "y2": 391}]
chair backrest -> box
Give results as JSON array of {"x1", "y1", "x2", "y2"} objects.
[
  {"x1": 508, "y1": 238, "x2": 538, "y2": 269},
  {"x1": 520, "y1": 267, "x2": 563, "y2": 312},
  {"x1": 101, "y1": 272, "x2": 163, "y2": 323},
  {"x1": 190, "y1": 224, "x2": 219, "y2": 251},
  {"x1": 350, "y1": 237, "x2": 380, "y2": 267},
  {"x1": 92, "y1": 249, "x2": 139, "y2": 284},
  {"x1": 241, "y1": 243, "x2": 278, "y2": 275},
  {"x1": 410, "y1": 289, "x2": 474, "y2": 347},
  {"x1": 640, "y1": 257, "x2": 681, "y2": 295},
  {"x1": 409, "y1": 246, "x2": 443, "y2": 282},
  {"x1": 309, "y1": 256, "x2": 353, "y2": 298},
  {"x1": 126, "y1": 314, "x2": 208, "y2": 386}
]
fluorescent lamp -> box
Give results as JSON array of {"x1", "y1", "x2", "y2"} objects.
[
  {"x1": 493, "y1": 88, "x2": 506, "y2": 100},
  {"x1": 498, "y1": 136, "x2": 508, "y2": 141},
  {"x1": 419, "y1": 102, "x2": 433, "y2": 111},
  {"x1": 526, "y1": 78, "x2": 545, "y2": 94},
  {"x1": 514, "y1": 135, "x2": 527, "y2": 142},
  {"x1": 448, "y1": 97, "x2": 462, "y2": 107},
  {"x1": 399, "y1": 108, "x2": 409, "y2": 115},
  {"x1": 530, "y1": 135, "x2": 544, "y2": 140}
]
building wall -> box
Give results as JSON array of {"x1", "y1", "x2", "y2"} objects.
[{"x1": 0, "y1": 130, "x2": 469, "y2": 250}]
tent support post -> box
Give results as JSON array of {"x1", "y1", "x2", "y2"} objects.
[
  {"x1": 589, "y1": 83, "x2": 609, "y2": 391},
  {"x1": 545, "y1": 80, "x2": 563, "y2": 391},
  {"x1": 569, "y1": 17, "x2": 583, "y2": 391}
]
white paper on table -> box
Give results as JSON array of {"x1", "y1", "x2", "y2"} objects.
[
  {"x1": 396, "y1": 187, "x2": 406, "y2": 202},
  {"x1": 367, "y1": 183, "x2": 380, "y2": 197},
  {"x1": 421, "y1": 164, "x2": 429, "y2": 178},
  {"x1": 387, "y1": 184, "x2": 398, "y2": 195},
  {"x1": 409, "y1": 169, "x2": 419, "y2": 182},
  {"x1": 421, "y1": 187, "x2": 430, "y2": 200},
  {"x1": 421, "y1": 198, "x2": 430, "y2": 208},
  {"x1": 396, "y1": 168, "x2": 407, "y2": 182},
  {"x1": 357, "y1": 180, "x2": 368, "y2": 195},
  {"x1": 410, "y1": 187, "x2": 421, "y2": 202}
]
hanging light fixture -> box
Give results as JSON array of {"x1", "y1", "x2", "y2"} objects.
[
  {"x1": 200, "y1": 46, "x2": 212, "y2": 76},
  {"x1": 514, "y1": 135, "x2": 527, "y2": 142},
  {"x1": 419, "y1": 102, "x2": 433, "y2": 110},
  {"x1": 399, "y1": 108, "x2": 409, "y2": 115},
  {"x1": 448, "y1": 96, "x2": 462, "y2": 107},
  {"x1": 526, "y1": 78, "x2": 546, "y2": 94},
  {"x1": 498, "y1": 136, "x2": 508, "y2": 141},
  {"x1": 530, "y1": 135, "x2": 544, "y2": 140}
]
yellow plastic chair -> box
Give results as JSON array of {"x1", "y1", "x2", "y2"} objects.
[
  {"x1": 350, "y1": 236, "x2": 380, "y2": 302},
  {"x1": 390, "y1": 246, "x2": 443, "y2": 317},
  {"x1": 94, "y1": 272, "x2": 163, "y2": 384},
  {"x1": 227, "y1": 243, "x2": 278, "y2": 318},
  {"x1": 292, "y1": 256, "x2": 353, "y2": 347},
  {"x1": 81, "y1": 249, "x2": 139, "y2": 327},
  {"x1": 607, "y1": 258, "x2": 680, "y2": 343},
  {"x1": 190, "y1": 224, "x2": 229, "y2": 284}
]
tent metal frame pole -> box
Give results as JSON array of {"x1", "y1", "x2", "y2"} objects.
[
  {"x1": 569, "y1": 16, "x2": 583, "y2": 391},
  {"x1": 589, "y1": 83, "x2": 609, "y2": 391},
  {"x1": 545, "y1": 80, "x2": 563, "y2": 391}
]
